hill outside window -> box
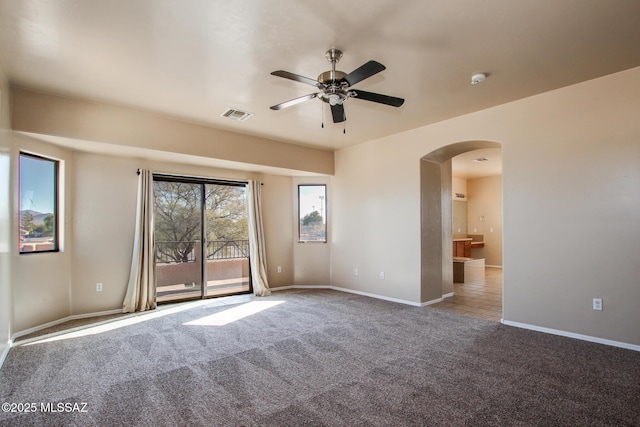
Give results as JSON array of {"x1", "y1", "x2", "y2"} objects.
[{"x1": 19, "y1": 152, "x2": 59, "y2": 254}]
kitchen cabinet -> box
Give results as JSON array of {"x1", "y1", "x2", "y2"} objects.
[{"x1": 453, "y1": 238, "x2": 471, "y2": 257}]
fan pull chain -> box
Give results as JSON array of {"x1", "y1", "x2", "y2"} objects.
[{"x1": 321, "y1": 102, "x2": 324, "y2": 128}]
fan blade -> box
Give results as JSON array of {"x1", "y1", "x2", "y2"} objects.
[
  {"x1": 330, "y1": 103, "x2": 346, "y2": 123},
  {"x1": 270, "y1": 93, "x2": 319, "y2": 110},
  {"x1": 271, "y1": 70, "x2": 320, "y2": 87},
  {"x1": 350, "y1": 89, "x2": 404, "y2": 107},
  {"x1": 343, "y1": 60, "x2": 386, "y2": 87}
]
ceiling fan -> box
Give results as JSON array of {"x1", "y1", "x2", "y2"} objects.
[{"x1": 270, "y1": 48, "x2": 404, "y2": 124}]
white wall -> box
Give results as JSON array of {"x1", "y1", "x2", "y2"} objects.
[{"x1": 332, "y1": 67, "x2": 640, "y2": 346}]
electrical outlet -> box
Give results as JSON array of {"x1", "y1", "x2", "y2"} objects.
[
  {"x1": 490, "y1": 227, "x2": 494, "y2": 233},
  {"x1": 379, "y1": 272, "x2": 385, "y2": 280},
  {"x1": 96, "y1": 283, "x2": 103, "y2": 292},
  {"x1": 354, "y1": 268, "x2": 359, "y2": 276},
  {"x1": 593, "y1": 298, "x2": 602, "y2": 311},
  {"x1": 277, "y1": 266, "x2": 282, "y2": 273}
]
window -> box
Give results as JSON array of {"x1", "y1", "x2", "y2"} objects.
[
  {"x1": 19, "y1": 153, "x2": 59, "y2": 253},
  {"x1": 298, "y1": 184, "x2": 326, "y2": 242}
]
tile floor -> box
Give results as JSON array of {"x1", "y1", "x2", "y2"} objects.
[{"x1": 431, "y1": 267, "x2": 503, "y2": 322}]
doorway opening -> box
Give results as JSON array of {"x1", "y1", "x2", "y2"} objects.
[
  {"x1": 420, "y1": 141, "x2": 503, "y2": 320},
  {"x1": 153, "y1": 176, "x2": 251, "y2": 303}
]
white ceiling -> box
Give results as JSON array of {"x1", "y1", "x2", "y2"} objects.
[{"x1": 1, "y1": 0, "x2": 640, "y2": 154}]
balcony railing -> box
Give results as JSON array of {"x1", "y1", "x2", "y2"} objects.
[
  {"x1": 206, "y1": 240, "x2": 249, "y2": 260},
  {"x1": 156, "y1": 240, "x2": 249, "y2": 264}
]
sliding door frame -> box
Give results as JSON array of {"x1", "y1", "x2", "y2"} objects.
[{"x1": 153, "y1": 173, "x2": 252, "y2": 303}]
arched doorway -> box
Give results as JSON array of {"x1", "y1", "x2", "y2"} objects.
[{"x1": 420, "y1": 140, "x2": 502, "y2": 304}]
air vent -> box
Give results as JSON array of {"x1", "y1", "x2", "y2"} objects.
[{"x1": 220, "y1": 108, "x2": 253, "y2": 122}]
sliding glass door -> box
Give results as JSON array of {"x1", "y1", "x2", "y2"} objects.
[
  {"x1": 154, "y1": 177, "x2": 250, "y2": 303},
  {"x1": 203, "y1": 183, "x2": 250, "y2": 297}
]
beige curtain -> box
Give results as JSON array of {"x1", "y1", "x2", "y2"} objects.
[
  {"x1": 123, "y1": 169, "x2": 156, "y2": 312},
  {"x1": 247, "y1": 180, "x2": 271, "y2": 296}
]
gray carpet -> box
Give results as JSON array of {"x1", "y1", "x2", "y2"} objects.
[{"x1": 1, "y1": 289, "x2": 639, "y2": 426}]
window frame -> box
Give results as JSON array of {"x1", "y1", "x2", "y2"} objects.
[
  {"x1": 297, "y1": 184, "x2": 327, "y2": 243},
  {"x1": 18, "y1": 152, "x2": 60, "y2": 254}
]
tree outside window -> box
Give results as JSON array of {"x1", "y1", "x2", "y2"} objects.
[{"x1": 298, "y1": 185, "x2": 326, "y2": 242}]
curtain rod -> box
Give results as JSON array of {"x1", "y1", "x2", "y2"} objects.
[{"x1": 136, "y1": 169, "x2": 262, "y2": 185}]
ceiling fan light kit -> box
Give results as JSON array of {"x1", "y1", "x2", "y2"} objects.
[{"x1": 270, "y1": 49, "x2": 404, "y2": 125}]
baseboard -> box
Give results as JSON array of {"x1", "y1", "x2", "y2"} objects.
[
  {"x1": 11, "y1": 308, "x2": 123, "y2": 342},
  {"x1": 442, "y1": 292, "x2": 454, "y2": 299},
  {"x1": 420, "y1": 297, "x2": 445, "y2": 307},
  {"x1": 331, "y1": 285, "x2": 424, "y2": 307},
  {"x1": 271, "y1": 285, "x2": 423, "y2": 307},
  {"x1": 502, "y1": 320, "x2": 640, "y2": 352},
  {"x1": 486, "y1": 265, "x2": 503, "y2": 269},
  {"x1": 271, "y1": 285, "x2": 327, "y2": 291}
]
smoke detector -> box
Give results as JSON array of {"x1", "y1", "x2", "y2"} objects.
[{"x1": 470, "y1": 73, "x2": 487, "y2": 85}]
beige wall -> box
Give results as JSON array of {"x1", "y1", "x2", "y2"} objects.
[
  {"x1": 260, "y1": 173, "x2": 295, "y2": 288},
  {"x1": 11, "y1": 133, "x2": 74, "y2": 332},
  {"x1": 5, "y1": 86, "x2": 313, "y2": 331},
  {"x1": 452, "y1": 177, "x2": 467, "y2": 199},
  {"x1": 332, "y1": 67, "x2": 640, "y2": 346},
  {"x1": 292, "y1": 176, "x2": 331, "y2": 286},
  {"x1": 467, "y1": 175, "x2": 502, "y2": 266},
  {"x1": 0, "y1": 57, "x2": 12, "y2": 362},
  {"x1": 3, "y1": 63, "x2": 639, "y2": 350},
  {"x1": 70, "y1": 151, "x2": 296, "y2": 316},
  {"x1": 70, "y1": 152, "x2": 139, "y2": 315},
  {"x1": 11, "y1": 87, "x2": 334, "y2": 176},
  {"x1": 3, "y1": 136, "x2": 298, "y2": 331},
  {"x1": 332, "y1": 139, "x2": 421, "y2": 303}
]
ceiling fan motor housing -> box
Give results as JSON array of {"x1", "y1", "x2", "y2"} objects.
[{"x1": 317, "y1": 70, "x2": 347, "y2": 84}]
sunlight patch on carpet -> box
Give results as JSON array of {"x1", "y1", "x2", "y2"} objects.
[{"x1": 183, "y1": 300, "x2": 284, "y2": 326}]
